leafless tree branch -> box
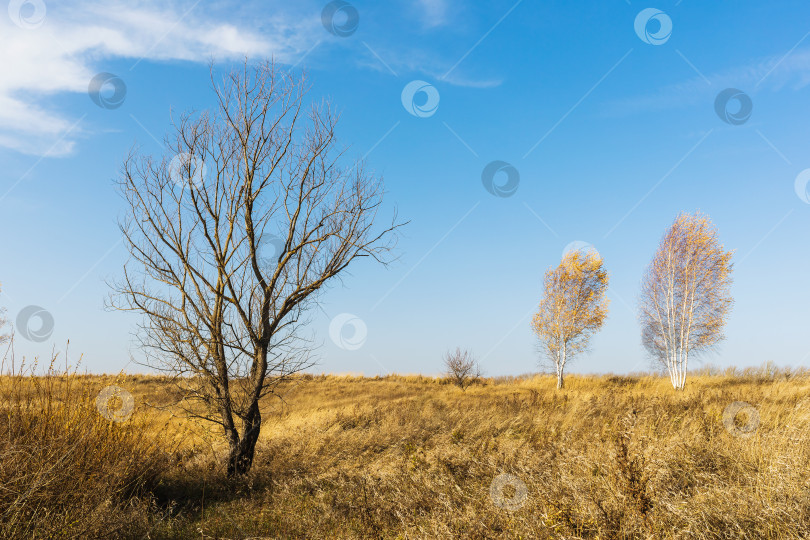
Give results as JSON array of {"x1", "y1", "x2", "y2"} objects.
[{"x1": 108, "y1": 60, "x2": 405, "y2": 475}]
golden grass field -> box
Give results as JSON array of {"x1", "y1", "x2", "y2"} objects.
[{"x1": 2, "y1": 364, "x2": 810, "y2": 539}]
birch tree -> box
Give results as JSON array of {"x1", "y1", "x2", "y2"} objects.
[
  {"x1": 638, "y1": 212, "x2": 733, "y2": 390},
  {"x1": 110, "y1": 62, "x2": 403, "y2": 476},
  {"x1": 532, "y1": 249, "x2": 609, "y2": 389}
]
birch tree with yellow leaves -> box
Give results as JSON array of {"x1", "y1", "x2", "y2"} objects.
[
  {"x1": 638, "y1": 212, "x2": 734, "y2": 391},
  {"x1": 532, "y1": 249, "x2": 610, "y2": 389}
]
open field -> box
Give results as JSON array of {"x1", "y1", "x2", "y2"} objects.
[
  {"x1": 2, "y1": 367, "x2": 810, "y2": 539},
  {"x1": 4, "y1": 3, "x2": 810, "y2": 539}
]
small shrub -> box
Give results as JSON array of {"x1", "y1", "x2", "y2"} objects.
[{"x1": 443, "y1": 348, "x2": 481, "y2": 391}]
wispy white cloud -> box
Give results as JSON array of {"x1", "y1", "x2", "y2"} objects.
[
  {"x1": 605, "y1": 47, "x2": 810, "y2": 117},
  {"x1": 357, "y1": 42, "x2": 503, "y2": 89},
  {"x1": 439, "y1": 72, "x2": 502, "y2": 89},
  {"x1": 0, "y1": 0, "x2": 317, "y2": 156},
  {"x1": 414, "y1": 0, "x2": 450, "y2": 29}
]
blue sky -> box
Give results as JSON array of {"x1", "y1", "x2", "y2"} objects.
[{"x1": 2, "y1": 0, "x2": 810, "y2": 376}]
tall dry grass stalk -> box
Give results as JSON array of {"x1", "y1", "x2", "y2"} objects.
[{"x1": 0, "y1": 343, "x2": 173, "y2": 539}]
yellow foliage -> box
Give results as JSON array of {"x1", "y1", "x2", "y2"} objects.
[
  {"x1": 532, "y1": 249, "x2": 610, "y2": 388},
  {"x1": 639, "y1": 211, "x2": 734, "y2": 390}
]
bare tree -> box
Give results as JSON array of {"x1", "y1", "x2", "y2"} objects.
[
  {"x1": 638, "y1": 212, "x2": 733, "y2": 391},
  {"x1": 532, "y1": 249, "x2": 610, "y2": 389},
  {"x1": 443, "y1": 348, "x2": 480, "y2": 391},
  {"x1": 110, "y1": 62, "x2": 403, "y2": 476}
]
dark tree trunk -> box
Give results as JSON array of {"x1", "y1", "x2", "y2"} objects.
[{"x1": 226, "y1": 402, "x2": 262, "y2": 477}]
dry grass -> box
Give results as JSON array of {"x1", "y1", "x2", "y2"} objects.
[
  {"x1": 2, "y1": 362, "x2": 810, "y2": 539},
  {"x1": 0, "y1": 356, "x2": 175, "y2": 539}
]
